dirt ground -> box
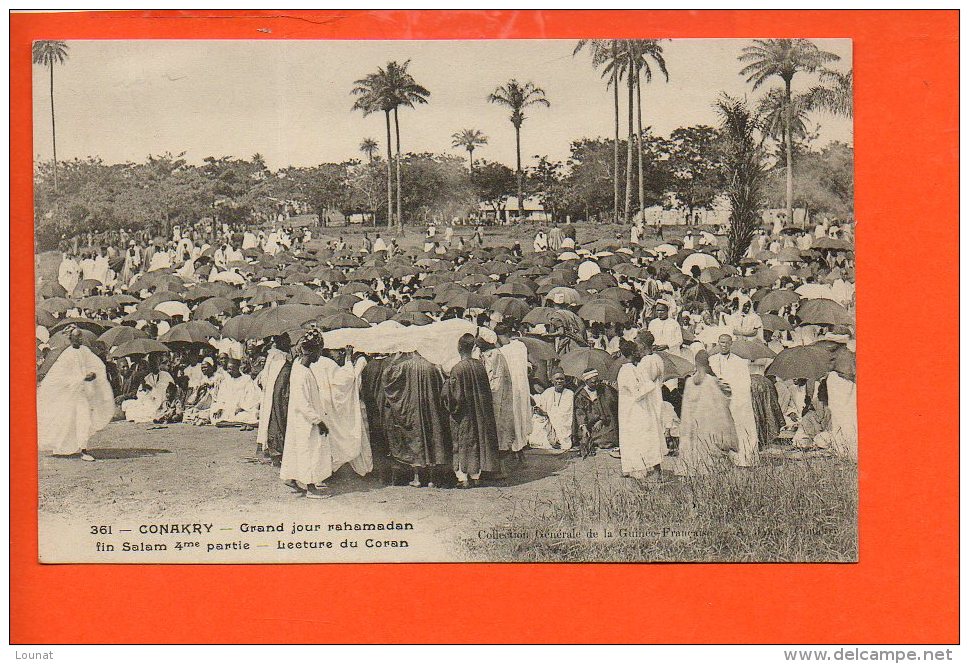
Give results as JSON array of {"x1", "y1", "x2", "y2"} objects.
[{"x1": 38, "y1": 420, "x2": 633, "y2": 562}]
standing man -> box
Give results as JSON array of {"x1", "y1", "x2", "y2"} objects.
[
  {"x1": 443, "y1": 333, "x2": 500, "y2": 489},
  {"x1": 280, "y1": 332, "x2": 331, "y2": 499},
  {"x1": 709, "y1": 334, "x2": 759, "y2": 467},
  {"x1": 37, "y1": 328, "x2": 115, "y2": 462},
  {"x1": 616, "y1": 332, "x2": 666, "y2": 481}
]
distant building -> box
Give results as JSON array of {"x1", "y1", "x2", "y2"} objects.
[{"x1": 477, "y1": 195, "x2": 551, "y2": 223}]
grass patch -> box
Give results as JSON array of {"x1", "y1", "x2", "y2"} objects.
[{"x1": 470, "y1": 456, "x2": 857, "y2": 562}]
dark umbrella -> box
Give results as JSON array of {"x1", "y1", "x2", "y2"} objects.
[
  {"x1": 393, "y1": 311, "x2": 433, "y2": 326},
  {"x1": 558, "y1": 348, "x2": 614, "y2": 379},
  {"x1": 766, "y1": 346, "x2": 831, "y2": 381},
  {"x1": 98, "y1": 325, "x2": 148, "y2": 348},
  {"x1": 756, "y1": 289, "x2": 801, "y2": 313},
  {"x1": 796, "y1": 298, "x2": 853, "y2": 326},
  {"x1": 491, "y1": 297, "x2": 530, "y2": 320},
  {"x1": 361, "y1": 305, "x2": 395, "y2": 323},
  {"x1": 111, "y1": 339, "x2": 170, "y2": 358}
]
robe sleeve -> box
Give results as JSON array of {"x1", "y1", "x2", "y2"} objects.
[{"x1": 294, "y1": 370, "x2": 326, "y2": 424}]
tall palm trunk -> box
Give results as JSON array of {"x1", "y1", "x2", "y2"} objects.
[
  {"x1": 515, "y1": 124, "x2": 523, "y2": 222},
  {"x1": 394, "y1": 107, "x2": 403, "y2": 232},
  {"x1": 635, "y1": 62, "x2": 645, "y2": 221},
  {"x1": 467, "y1": 148, "x2": 474, "y2": 172},
  {"x1": 624, "y1": 53, "x2": 634, "y2": 223},
  {"x1": 612, "y1": 41, "x2": 619, "y2": 224},
  {"x1": 384, "y1": 110, "x2": 393, "y2": 228},
  {"x1": 50, "y1": 61, "x2": 58, "y2": 194},
  {"x1": 784, "y1": 76, "x2": 794, "y2": 227}
]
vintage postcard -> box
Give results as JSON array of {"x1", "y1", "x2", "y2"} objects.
[{"x1": 33, "y1": 37, "x2": 856, "y2": 564}]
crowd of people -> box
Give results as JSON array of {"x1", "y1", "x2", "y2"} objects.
[{"x1": 36, "y1": 215, "x2": 857, "y2": 496}]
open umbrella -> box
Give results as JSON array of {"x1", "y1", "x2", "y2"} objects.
[
  {"x1": 766, "y1": 346, "x2": 831, "y2": 381},
  {"x1": 327, "y1": 294, "x2": 363, "y2": 310},
  {"x1": 796, "y1": 298, "x2": 854, "y2": 326},
  {"x1": 544, "y1": 286, "x2": 582, "y2": 306},
  {"x1": 49, "y1": 317, "x2": 115, "y2": 335},
  {"x1": 340, "y1": 281, "x2": 373, "y2": 295},
  {"x1": 812, "y1": 237, "x2": 852, "y2": 252},
  {"x1": 681, "y1": 252, "x2": 720, "y2": 275},
  {"x1": 577, "y1": 299, "x2": 629, "y2": 324},
  {"x1": 775, "y1": 246, "x2": 802, "y2": 263},
  {"x1": 220, "y1": 314, "x2": 255, "y2": 342},
  {"x1": 98, "y1": 325, "x2": 148, "y2": 349},
  {"x1": 445, "y1": 292, "x2": 494, "y2": 311},
  {"x1": 761, "y1": 313, "x2": 793, "y2": 332},
  {"x1": 247, "y1": 289, "x2": 289, "y2": 307},
  {"x1": 729, "y1": 339, "x2": 776, "y2": 361},
  {"x1": 36, "y1": 309, "x2": 58, "y2": 328},
  {"x1": 558, "y1": 347, "x2": 614, "y2": 379},
  {"x1": 123, "y1": 308, "x2": 172, "y2": 324},
  {"x1": 392, "y1": 311, "x2": 433, "y2": 326},
  {"x1": 522, "y1": 306, "x2": 558, "y2": 326},
  {"x1": 37, "y1": 297, "x2": 74, "y2": 314},
  {"x1": 249, "y1": 304, "x2": 326, "y2": 339},
  {"x1": 318, "y1": 312, "x2": 370, "y2": 330},
  {"x1": 598, "y1": 286, "x2": 636, "y2": 302},
  {"x1": 401, "y1": 299, "x2": 442, "y2": 314},
  {"x1": 491, "y1": 297, "x2": 530, "y2": 320},
  {"x1": 582, "y1": 272, "x2": 618, "y2": 290},
  {"x1": 361, "y1": 305, "x2": 395, "y2": 324},
  {"x1": 110, "y1": 338, "x2": 170, "y2": 358},
  {"x1": 756, "y1": 289, "x2": 800, "y2": 313},
  {"x1": 71, "y1": 279, "x2": 105, "y2": 297},
  {"x1": 288, "y1": 290, "x2": 327, "y2": 306},
  {"x1": 495, "y1": 282, "x2": 534, "y2": 298},
  {"x1": 516, "y1": 336, "x2": 557, "y2": 363},
  {"x1": 37, "y1": 282, "x2": 67, "y2": 299},
  {"x1": 192, "y1": 296, "x2": 237, "y2": 321}
]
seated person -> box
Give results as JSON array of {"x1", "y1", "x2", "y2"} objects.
[{"x1": 210, "y1": 359, "x2": 261, "y2": 428}]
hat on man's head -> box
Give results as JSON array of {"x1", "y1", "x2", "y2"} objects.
[{"x1": 581, "y1": 369, "x2": 599, "y2": 381}]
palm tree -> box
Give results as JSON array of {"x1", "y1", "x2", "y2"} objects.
[
  {"x1": 717, "y1": 94, "x2": 767, "y2": 265},
  {"x1": 739, "y1": 39, "x2": 839, "y2": 225},
  {"x1": 630, "y1": 40, "x2": 669, "y2": 220},
  {"x1": 451, "y1": 129, "x2": 488, "y2": 172},
  {"x1": 757, "y1": 87, "x2": 812, "y2": 146},
  {"x1": 488, "y1": 80, "x2": 550, "y2": 220},
  {"x1": 807, "y1": 68, "x2": 853, "y2": 119},
  {"x1": 351, "y1": 73, "x2": 395, "y2": 227},
  {"x1": 32, "y1": 40, "x2": 69, "y2": 193},
  {"x1": 386, "y1": 60, "x2": 431, "y2": 230},
  {"x1": 359, "y1": 138, "x2": 378, "y2": 164},
  {"x1": 574, "y1": 40, "x2": 620, "y2": 223}
]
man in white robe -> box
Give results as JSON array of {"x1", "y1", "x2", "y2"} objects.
[
  {"x1": 709, "y1": 334, "x2": 760, "y2": 467},
  {"x1": 210, "y1": 360, "x2": 261, "y2": 427},
  {"x1": 122, "y1": 360, "x2": 174, "y2": 423},
  {"x1": 58, "y1": 252, "x2": 81, "y2": 294},
  {"x1": 532, "y1": 369, "x2": 575, "y2": 451},
  {"x1": 616, "y1": 332, "x2": 666, "y2": 480},
  {"x1": 37, "y1": 328, "x2": 114, "y2": 461},
  {"x1": 648, "y1": 301, "x2": 684, "y2": 355},
  {"x1": 280, "y1": 333, "x2": 332, "y2": 498},
  {"x1": 498, "y1": 337, "x2": 532, "y2": 455},
  {"x1": 256, "y1": 337, "x2": 290, "y2": 452},
  {"x1": 311, "y1": 346, "x2": 372, "y2": 477},
  {"x1": 826, "y1": 363, "x2": 857, "y2": 462}
]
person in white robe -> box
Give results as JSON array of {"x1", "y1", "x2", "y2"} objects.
[
  {"x1": 311, "y1": 346, "x2": 372, "y2": 477},
  {"x1": 709, "y1": 334, "x2": 760, "y2": 467},
  {"x1": 79, "y1": 252, "x2": 98, "y2": 282},
  {"x1": 256, "y1": 336, "x2": 291, "y2": 452},
  {"x1": 531, "y1": 369, "x2": 574, "y2": 451},
  {"x1": 57, "y1": 253, "x2": 80, "y2": 294},
  {"x1": 826, "y1": 360, "x2": 857, "y2": 462},
  {"x1": 648, "y1": 301, "x2": 684, "y2": 355},
  {"x1": 616, "y1": 332, "x2": 666, "y2": 480},
  {"x1": 280, "y1": 333, "x2": 332, "y2": 498},
  {"x1": 37, "y1": 328, "x2": 114, "y2": 461},
  {"x1": 372, "y1": 234, "x2": 388, "y2": 253},
  {"x1": 498, "y1": 338, "x2": 532, "y2": 454},
  {"x1": 211, "y1": 360, "x2": 261, "y2": 427},
  {"x1": 533, "y1": 231, "x2": 548, "y2": 252},
  {"x1": 121, "y1": 358, "x2": 174, "y2": 423}
]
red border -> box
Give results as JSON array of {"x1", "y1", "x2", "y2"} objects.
[{"x1": 10, "y1": 10, "x2": 959, "y2": 644}]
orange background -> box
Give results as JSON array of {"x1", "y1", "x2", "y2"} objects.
[{"x1": 10, "y1": 10, "x2": 959, "y2": 644}]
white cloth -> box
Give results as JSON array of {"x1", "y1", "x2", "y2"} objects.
[
  {"x1": 499, "y1": 340, "x2": 532, "y2": 452},
  {"x1": 37, "y1": 345, "x2": 114, "y2": 455},
  {"x1": 211, "y1": 374, "x2": 261, "y2": 424},
  {"x1": 648, "y1": 317, "x2": 684, "y2": 354},
  {"x1": 826, "y1": 371, "x2": 858, "y2": 461},
  {"x1": 58, "y1": 256, "x2": 80, "y2": 294},
  {"x1": 617, "y1": 354, "x2": 667, "y2": 477},
  {"x1": 122, "y1": 371, "x2": 174, "y2": 423},
  {"x1": 709, "y1": 352, "x2": 759, "y2": 466},
  {"x1": 311, "y1": 356, "x2": 372, "y2": 476},
  {"x1": 534, "y1": 387, "x2": 575, "y2": 450},
  {"x1": 256, "y1": 349, "x2": 288, "y2": 447},
  {"x1": 280, "y1": 362, "x2": 332, "y2": 485}
]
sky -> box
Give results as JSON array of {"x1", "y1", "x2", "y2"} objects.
[{"x1": 32, "y1": 39, "x2": 852, "y2": 171}]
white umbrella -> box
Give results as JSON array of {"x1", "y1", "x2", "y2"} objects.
[
  {"x1": 654, "y1": 243, "x2": 678, "y2": 257},
  {"x1": 154, "y1": 300, "x2": 191, "y2": 319},
  {"x1": 794, "y1": 284, "x2": 833, "y2": 300},
  {"x1": 576, "y1": 260, "x2": 602, "y2": 282},
  {"x1": 681, "y1": 252, "x2": 721, "y2": 275}
]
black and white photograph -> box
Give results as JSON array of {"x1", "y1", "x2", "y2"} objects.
[{"x1": 33, "y1": 38, "x2": 857, "y2": 563}]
